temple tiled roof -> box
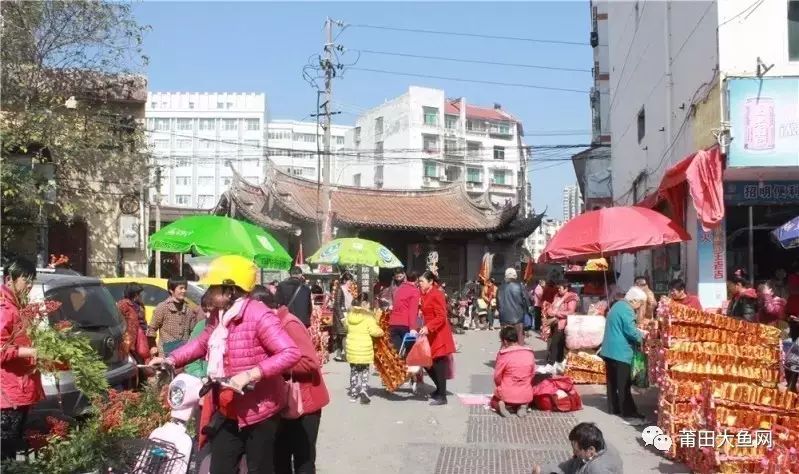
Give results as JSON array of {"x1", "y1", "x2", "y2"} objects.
[
  {"x1": 265, "y1": 168, "x2": 519, "y2": 232},
  {"x1": 218, "y1": 167, "x2": 523, "y2": 233}
]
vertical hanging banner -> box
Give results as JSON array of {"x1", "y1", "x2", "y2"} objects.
[{"x1": 697, "y1": 219, "x2": 726, "y2": 310}]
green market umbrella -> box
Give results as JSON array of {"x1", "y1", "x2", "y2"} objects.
[
  {"x1": 149, "y1": 215, "x2": 292, "y2": 270},
  {"x1": 307, "y1": 238, "x2": 403, "y2": 268}
]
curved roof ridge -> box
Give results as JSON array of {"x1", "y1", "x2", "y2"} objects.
[{"x1": 268, "y1": 165, "x2": 505, "y2": 216}]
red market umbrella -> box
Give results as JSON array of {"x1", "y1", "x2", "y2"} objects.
[{"x1": 538, "y1": 206, "x2": 691, "y2": 263}]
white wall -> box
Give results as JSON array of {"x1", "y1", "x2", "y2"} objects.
[
  {"x1": 718, "y1": 0, "x2": 799, "y2": 76},
  {"x1": 266, "y1": 120, "x2": 352, "y2": 181},
  {"x1": 146, "y1": 92, "x2": 267, "y2": 208},
  {"x1": 608, "y1": 0, "x2": 718, "y2": 205}
]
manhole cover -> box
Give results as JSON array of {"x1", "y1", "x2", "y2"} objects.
[
  {"x1": 434, "y1": 446, "x2": 572, "y2": 474},
  {"x1": 466, "y1": 413, "x2": 577, "y2": 445}
]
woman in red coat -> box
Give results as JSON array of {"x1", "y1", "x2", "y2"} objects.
[{"x1": 418, "y1": 271, "x2": 456, "y2": 406}]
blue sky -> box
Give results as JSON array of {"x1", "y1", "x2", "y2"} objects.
[{"x1": 135, "y1": 1, "x2": 593, "y2": 219}]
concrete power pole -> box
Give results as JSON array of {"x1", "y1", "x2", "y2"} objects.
[
  {"x1": 320, "y1": 18, "x2": 335, "y2": 244},
  {"x1": 154, "y1": 166, "x2": 162, "y2": 278}
]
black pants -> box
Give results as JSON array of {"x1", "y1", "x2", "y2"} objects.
[
  {"x1": 533, "y1": 307, "x2": 543, "y2": 331},
  {"x1": 389, "y1": 325, "x2": 410, "y2": 354},
  {"x1": 486, "y1": 308, "x2": 495, "y2": 329},
  {"x1": 546, "y1": 326, "x2": 566, "y2": 364},
  {"x1": 332, "y1": 334, "x2": 346, "y2": 359},
  {"x1": 1, "y1": 407, "x2": 28, "y2": 460},
  {"x1": 425, "y1": 356, "x2": 449, "y2": 400},
  {"x1": 274, "y1": 410, "x2": 322, "y2": 474},
  {"x1": 603, "y1": 357, "x2": 639, "y2": 418},
  {"x1": 211, "y1": 416, "x2": 279, "y2": 474}
]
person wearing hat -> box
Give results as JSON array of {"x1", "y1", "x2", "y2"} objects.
[
  {"x1": 496, "y1": 267, "x2": 532, "y2": 344},
  {"x1": 150, "y1": 255, "x2": 300, "y2": 473}
]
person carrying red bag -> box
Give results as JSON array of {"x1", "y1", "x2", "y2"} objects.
[{"x1": 417, "y1": 271, "x2": 456, "y2": 406}]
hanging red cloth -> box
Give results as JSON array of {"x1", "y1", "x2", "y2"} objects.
[{"x1": 636, "y1": 146, "x2": 723, "y2": 231}]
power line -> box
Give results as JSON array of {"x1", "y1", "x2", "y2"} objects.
[
  {"x1": 353, "y1": 48, "x2": 591, "y2": 73},
  {"x1": 347, "y1": 23, "x2": 588, "y2": 46},
  {"x1": 347, "y1": 67, "x2": 590, "y2": 94}
]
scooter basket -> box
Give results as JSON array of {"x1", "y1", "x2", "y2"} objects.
[{"x1": 126, "y1": 438, "x2": 186, "y2": 474}]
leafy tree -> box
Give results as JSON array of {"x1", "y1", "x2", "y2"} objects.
[{"x1": 1, "y1": 0, "x2": 150, "y2": 264}]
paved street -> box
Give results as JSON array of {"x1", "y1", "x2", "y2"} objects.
[{"x1": 316, "y1": 330, "x2": 688, "y2": 474}]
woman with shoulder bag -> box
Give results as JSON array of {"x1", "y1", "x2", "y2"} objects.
[{"x1": 251, "y1": 287, "x2": 330, "y2": 474}]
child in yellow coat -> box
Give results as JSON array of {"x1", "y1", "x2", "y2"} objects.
[{"x1": 345, "y1": 307, "x2": 384, "y2": 404}]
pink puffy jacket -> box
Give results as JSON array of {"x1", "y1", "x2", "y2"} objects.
[
  {"x1": 168, "y1": 299, "x2": 300, "y2": 428},
  {"x1": 493, "y1": 345, "x2": 536, "y2": 405}
]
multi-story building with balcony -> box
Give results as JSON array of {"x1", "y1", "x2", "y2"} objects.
[
  {"x1": 146, "y1": 92, "x2": 266, "y2": 209},
  {"x1": 337, "y1": 86, "x2": 527, "y2": 209},
  {"x1": 266, "y1": 120, "x2": 352, "y2": 181}
]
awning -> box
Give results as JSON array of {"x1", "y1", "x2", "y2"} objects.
[{"x1": 635, "y1": 146, "x2": 723, "y2": 231}]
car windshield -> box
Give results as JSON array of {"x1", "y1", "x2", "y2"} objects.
[
  {"x1": 46, "y1": 284, "x2": 122, "y2": 329},
  {"x1": 187, "y1": 283, "x2": 206, "y2": 306}
]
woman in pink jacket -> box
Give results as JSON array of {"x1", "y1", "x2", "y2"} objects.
[
  {"x1": 542, "y1": 280, "x2": 578, "y2": 373},
  {"x1": 152, "y1": 256, "x2": 300, "y2": 473},
  {"x1": 491, "y1": 326, "x2": 535, "y2": 417}
]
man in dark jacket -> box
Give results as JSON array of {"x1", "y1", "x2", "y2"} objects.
[
  {"x1": 277, "y1": 266, "x2": 313, "y2": 327},
  {"x1": 496, "y1": 268, "x2": 531, "y2": 344}
]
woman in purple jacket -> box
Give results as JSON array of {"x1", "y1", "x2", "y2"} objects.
[{"x1": 151, "y1": 255, "x2": 300, "y2": 473}]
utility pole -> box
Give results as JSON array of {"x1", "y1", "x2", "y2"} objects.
[
  {"x1": 320, "y1": 17, "x2": 336, "y2": 244},
  {"x1": 154, "y1": 165, "x2": 162, "y2": 278}
]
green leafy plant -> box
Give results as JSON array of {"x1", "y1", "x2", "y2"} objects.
[{"x1": 29, "y1": 319, "x2": 109, "y2": 402}]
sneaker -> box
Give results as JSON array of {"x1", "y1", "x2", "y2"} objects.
[
  {"x1": 554, "y1": 362, "x2": 566, "y2": 374},
  {"x1": 517, "y1": 406, "x2": 528, "y2": 418},
  {"x1": 497, "y1": 400, "x2": 512, "y2": 417},
  {"x1": 349, "y1": 396, "x2": 359, "y2": 403},
  {"x1": 536, "y1": 364, "x2": 553, "y2": 375},
  {"x1": 359, "y1": 392, "x2": 371, "y2": 405},
  {"x1": 429, "y1": 397, "x2": 448, "y2": 406},
  {"x1": 624, "y1": 417, "x2": 647, "y2": 426}
]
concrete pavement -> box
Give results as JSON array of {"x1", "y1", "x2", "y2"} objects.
[{"x1": 315, "y1": 329, "x2": 688, "y2": 473}]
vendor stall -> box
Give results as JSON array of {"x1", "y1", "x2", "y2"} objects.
[{"x1": 646, "y1": 301, "x2": 799, "y2": 473}]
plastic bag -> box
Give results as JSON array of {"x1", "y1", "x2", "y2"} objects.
[
  {"x1": 406, "y1": 335, "x2": 433, "y2": 368},
  {"x1": 631, "y1": 350, "x2": 649, "y2": 388},
  {"x1": 565, "y1": 315, "x2": 606, "y2": 350}
]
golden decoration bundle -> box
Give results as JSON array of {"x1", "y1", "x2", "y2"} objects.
[
  {"x1": 563, "y1": 351, "x2": 606, "y2": 384},
  {"x1": 372, "y1": 310, "x2": 408, "y2": 392},
  {"x1": 647, "y1": 301, "x2": 798, "y2": 473}
]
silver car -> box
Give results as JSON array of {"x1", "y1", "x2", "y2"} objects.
[{"x1": 27, "y1": 269, "x2": 138, "y2": 423}]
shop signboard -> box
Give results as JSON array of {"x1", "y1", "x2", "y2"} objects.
[
  {"x1": 727, "y1": 77, "x2": 799, "y2": 167},
  {"x1": 697, "y1": 219, "x2": 726, "y2": 310},
  {"x1": 724, "y1": 181, "x2": 799, "y2": 206}
]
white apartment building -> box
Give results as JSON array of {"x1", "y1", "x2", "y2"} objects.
[
  {"x1": 529, "y1": 218, "x2": 564, "y2": 262},
  {"x1": 603, "y1": 0, "x2": 799, "y2": 298},
  {"x1": 562, "y1": 184, "x2": 583, "y2": 221},
  {"x1": 338, "y1": 86, "x2": 526, "y2": 209},
  {"x1": 266, "y1": 120, "x2": 353, "y2": 181},
  {"x1": 146, "y1": 92, "x2": 266, "y2": 209}
]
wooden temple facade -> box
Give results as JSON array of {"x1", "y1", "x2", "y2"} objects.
[{"x1": 213, "y1": 168, "x2": 543, "y2": 291}]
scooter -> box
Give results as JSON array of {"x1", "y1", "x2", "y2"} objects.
[{"x1": 135, "y1": 365, "x2": 251, "y2": 474}]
